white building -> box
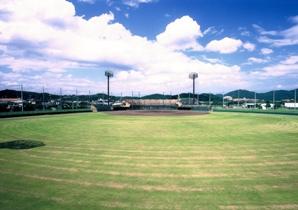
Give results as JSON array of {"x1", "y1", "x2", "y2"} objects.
[
  {"x1": 284, "y1": 103, "x2": 298, "y2": 109},
  {"x1": 260, "y1": 103, "x2": 274, "y2": 110}
]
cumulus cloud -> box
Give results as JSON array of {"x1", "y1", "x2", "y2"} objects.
[
  {"x1": 261, "y1": 48, "x2": 273, "y2": 55},
  {"x1": 0, "y1": 0, "x2": 250, "y2": 94},
  {"x1": 205, "y1": 37, "x2": 243, "y2": 54},
  {"x1": 243, "y1": 42, "x2": 255, "y2": 51},
  {"x1": 156, "y1": 16, "x2": 203, "y2": 51}
]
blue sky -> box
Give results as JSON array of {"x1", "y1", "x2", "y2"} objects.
[{"x1": 0, "y1": 0, "x2": 297, "y2": 95}]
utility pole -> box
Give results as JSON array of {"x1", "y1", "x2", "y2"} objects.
[
  {"x1": 42, "y1": 86, "x2": 45, "y2": 111},
  {"x1": 209, "y1": 93, "x2": 211, "y2": 106},
  {"x1": 254, "y1": 91, "x2": 257, "y2": 109},
  {"x1": 60, "y1": 88, "x2": 62, "y2": 110},
  {"x1": 21, "y1": 84, "x2": 24, "y2": 112},
  {"x1": 273, "y1": 90, "x2": 276, "y2": 109},
  {"x1": 76, "y1": 89, "x2": 78, "y2": 109},
  {"x1": 295, "y1": 88, "x2": 297, "y2": 109},
  {"x1": 238, "y1": 89, "x2": 240, "y2": 107},
  {"x1": 89, "y1": 90, "x2": 91, "y2": 103},
  {"x1": 222, "y1": 93, "x2": 224, "y2": 108},
  {"x1": 131, "y1": 91, "x2": 134, "y2": 109}
]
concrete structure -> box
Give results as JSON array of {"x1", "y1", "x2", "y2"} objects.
[{"x1": 126, "y1": 99, "x2": 178, "y2": 106}]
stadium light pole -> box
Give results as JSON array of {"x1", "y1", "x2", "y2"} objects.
[
  {"x1": 189, "y1": 72, "x2": 198, "y2": 105},
  {"x1": 105, "y1": 70, "x2": 113, "y2": 106}
]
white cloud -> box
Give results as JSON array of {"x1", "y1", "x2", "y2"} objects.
[
  {"x1": 255, "y1": 21, "x2": 298, "y2": 47},
  {"x1": 252, "y1": 55, "x2": 298, "y2": 77},
  {"x1": 281, "y1": 55, "x2": 298, "y2": 65},
  {"x1": 78, "y1": 0, "x2": 96, "y2": 4},
  {"x1": 290, "y1": 15, "x2": 298, "y2": 24},
  {"x1": 252, "y1": 24, "x2": 277, "y2": 36},
  {"x1": 203, "y1": 26, "x2": 217, "y2": 35},
  {"x1": 205, "y1": 37, "x2": 243, "y2": 54},
  {"x1": 156, "y1": 16, "x2": 203, "y2": 51},
  {"x1": 260, "y1": 48, "x2": 273, "y2": 55},
  {"x1": 261, "y1": 64, "x2": 298, "y2": 77},
  {"x1": 238, "y1": 27, "x2": 250, "y2": 36},
  {"x1": 0, "y1": 0, "x2": 250, "y2": 94},
  {"x1": 201, "y1": 56, "x2": 222, "y2": 64},
  {"x1": 247, "y1": 57, "x2": 268, "y2": 64},
  {"x1": 243, "y1": 42, "x2": 255, "y2": 51},
  {"x1": 122, "y1": 0, "x2": 156, "y2": 8}
]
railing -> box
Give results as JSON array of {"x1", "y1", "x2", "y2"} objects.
[{"x1": 213, "y1": 107, "x2": 298, "y2": 116}]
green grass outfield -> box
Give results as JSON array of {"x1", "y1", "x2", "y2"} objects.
[{"x1": 0, "y1": 112, "x2": 298, "y2": 210}]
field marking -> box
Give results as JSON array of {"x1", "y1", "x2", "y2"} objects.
[
  {"x1": 0, "y1": 187, "x2": 68, "y2": 204},
  {"x1": 2, "y1": 156, "x2": 298, "y2": 171},
  {"x1": 0, "y1": 170, "x2": 209, "y2": 192},
  {"x1": 70, "y1": 141, "x2": 298, "y2": 149},
  {"x1": 27, "y1": 149, "x2": 260, "y2": 160},
  {"x1": 0, "y1": 158, "x2": 295, "y2": 180},
  {"x1": 219, "y1": 204, "x2": 298, "y2": 210},
  {"x1": 0, "y1": 186, "x2": 179, "y2": 210},
  {"x1": 27, "y1": 149, "x2": 298, "y2": 162},
  {"x1": 46, "y1": 145, "x2": 298, "y2": 156}
]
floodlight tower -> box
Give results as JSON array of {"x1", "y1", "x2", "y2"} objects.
[
  {"x1": 105, "y1": 70, "x2": 113, "y2": 106},
  {"x1": 189, "y1": 72, "x2": 198, "y2": 104}
]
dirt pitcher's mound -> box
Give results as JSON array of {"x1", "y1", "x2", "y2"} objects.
[{"x1": 106, "y1": 110, "x2": 209, "y2": 116}]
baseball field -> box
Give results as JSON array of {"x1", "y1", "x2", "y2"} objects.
[{"x1": 0, "y1": 112, "x2": 298, "y2": 209}]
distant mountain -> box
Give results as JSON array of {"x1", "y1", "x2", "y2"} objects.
[
  {"x1": 225, "y1": 89, "x2": 255, "y2": 99},
  {"x1": 259, "y1": 90, "x2": 296, "y2": 101},
  {"x1": 0, "y1": 89, "x2": 296, "y2": 102},
  {"x1": 0, "y1": 89, "x2": 109, "y2": 101},
  {"x1": 225, "y1": 89, "x2": 296, "y2": 101},
  {"x1": 0, "y1": 89, "x2": 57, "y2": 101}
]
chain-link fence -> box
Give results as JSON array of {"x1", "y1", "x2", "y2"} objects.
[{"x1": 0, "y1": 85, "x2": 297, "y2": 113}]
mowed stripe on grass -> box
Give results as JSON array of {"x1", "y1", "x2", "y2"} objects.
[{"x1": 0, "y1": 112, "x2": 298, "y2": 210}]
